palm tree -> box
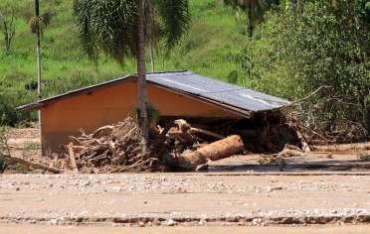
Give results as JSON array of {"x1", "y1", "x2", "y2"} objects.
[{"x1": 73, "y1": 0, "x2": 190, "y2": 145}]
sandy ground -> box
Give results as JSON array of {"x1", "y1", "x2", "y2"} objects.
[
  {"x1": 1, "y1": 224, "x2": 370, "y2": 234},
  {"x1": 1, "y1": 173, "x2": 370, "y2": 226},
  {"x1": 6, "y1": 128, "x2": 370, "y2": 172},
  {"x1": 3, "y1": 128, "x2": 370, "y2": 233}
]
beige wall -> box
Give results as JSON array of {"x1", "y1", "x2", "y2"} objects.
[{"x1": 40, "y1": 80, "x2": 241, "y2": 154}]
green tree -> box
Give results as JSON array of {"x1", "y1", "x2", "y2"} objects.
[
  {"x1": 0, "y1": 0, "x2": 20, "y2": 53},
  {"x1": 275, "y1": 0, "x2": 370, "y2": 139},
  {"x1": 73, "y1": 0, "x2": 190, "y2": 144},
  {"x1": 224, "y1": 0, "x2": 279, "y2": 37}
]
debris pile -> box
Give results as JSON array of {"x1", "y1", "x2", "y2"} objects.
[
  {"x1": 66, "y1": 117, "x2": 161, "y2": 173},
  {"x1": 63, "y1": 117, "x2": 245, "y2": 173},
  {"x1": 2, "y1": 113, "x2": 306, "y2": 174}
]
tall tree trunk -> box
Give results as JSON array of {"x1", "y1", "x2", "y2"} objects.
[
  {"x1": 149, "y1": 41, "x2": 155, "y2": 72},
  {"x1": 35, "y1": 0, "x2": 43, "y2": 151},
  {"x1": 137, "y1": 0, "x2": 149, "y2": 146},
  {"x1": 35, "y1": 0, "x2": 42, "y2": 99},
  {"x1": 247, "y1": 0, "x2": 253, "y2": 37}
]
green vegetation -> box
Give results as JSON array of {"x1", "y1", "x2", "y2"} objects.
[
  {"x1": 73, "y1": 0, "x2": 191, "y2": 141},
  {"x1": 0, "y1": 126, "x2": 8, "y2": 173},
  {"x1": 1, "y1": 0, "x2": 370, "y2": 141}
]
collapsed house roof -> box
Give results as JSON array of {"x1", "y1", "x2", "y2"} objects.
[{"x1": 16, "y1": 71, "x2": 290, "y2": 114}]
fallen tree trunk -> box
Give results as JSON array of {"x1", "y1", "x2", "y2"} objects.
[
  {"x1": 174, "y1": 135, "x2": 244, "y2": 170},
  {"x1": 312, "y1": 141, "x2": 370, "y2": 152},
  {"x1": 5, "y1": 157, "x2": 62, "y2": 174}
]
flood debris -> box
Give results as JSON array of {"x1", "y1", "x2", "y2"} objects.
[
  {"x1": 4, "y1": 156, "x2": 62, "y2": 173},
  {"x1": 2, "y1": 111, "x2": 304, "y2": 174},
  {"x1": 171, "y1": 135, "x2": 245, "y2": 171},
  {"x1": 58, "y1": 117, "x2": 246, "y2": 173}
]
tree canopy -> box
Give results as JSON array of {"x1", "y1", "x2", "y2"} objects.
[
  {"x1": 73, "y1": 0, "x2": 190, "y2": 63},
  {"x1": 73, "y1": 0, "x2": 191, "y2": 142}
]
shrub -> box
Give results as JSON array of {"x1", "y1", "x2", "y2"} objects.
[
  {"x1": 0, "y1": 126, "x2": 8, "y2": 173},
  {"x1": 0, "y1": 95, "x2": 18, "y2": 126}
]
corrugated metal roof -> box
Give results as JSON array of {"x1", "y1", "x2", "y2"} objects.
[
  {"x1": 16, "y1": 71, "x2": 290, "y2": 113},
  {"x1": 146, "y1": 71, "x2": 290, "y2": 112}
]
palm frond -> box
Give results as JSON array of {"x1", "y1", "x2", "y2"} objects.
[
  {"x1": 73, "y1": 0, "x2": 191, "y2": 62},
  {"x1": 73, "y1": 0, "x2": 138, "y2": 63},
  {"x1": 156, "y1": 0, "x2": 191, "y2": 49},
  {"x1": 73, "y1": 0, "x2": 98, "y2": 60}
]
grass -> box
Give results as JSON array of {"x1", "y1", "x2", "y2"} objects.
[{"x1": 0, "y1": 0, "x2": 251, "y2": 124}]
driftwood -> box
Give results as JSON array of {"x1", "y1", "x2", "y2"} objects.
[
  {"x1": 190, "y1": 127, "x2": 224, "y2": 140},
  {"x1": 277, "y1": 85, "x2": 331, "y2": 111},
  {"x1": 312, "y1": 141, "x2": 370, "y2": 152},
  {"x1": 67, "y1": 142, "x2": 79, "y2": 174},
  {"x1": 66, "y1": 117, "x2": 161, "y2": 173},
  {"x1": 174, "y1": 135, "x2": 245, "y2": 170},
  {"x1": 5, "y1": 157, "x2": 62, "y2": 173},
  {"x1": 170, "y1": 119, "x2": 224, "y2": 140},
  {"x1": 92, "y1": 125, "x2": 114, "y2": 138},
  {"x1": 277, "y1": 149, "x2": 305, "y2": 158},
  {"x1": 296, "y1": 131, "x2": 311, "y2": 153},
  {"x1": 62, "y1": 117, "x2": 248, "y2": 172},
  {"x1": 60, "y1": 116, "x2": 301, "y2": 173}
]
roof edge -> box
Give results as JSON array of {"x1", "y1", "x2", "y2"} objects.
[
  {"x1": 16, "y1": 70, "x2": 190, "y2": 111},
  {"x1": 16, "y1": 74, "x2": 138, "y2": 111}
]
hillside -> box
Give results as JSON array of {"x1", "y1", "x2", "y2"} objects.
[
  {"x1": 2, "y1": 0, "x2": 370, "y2": 141},
  {"x1": 0, "y1": 0, "x2": 248, "y2": 117}
]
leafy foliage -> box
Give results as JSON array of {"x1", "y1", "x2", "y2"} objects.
[
  {"x1": 0, "y1": 126, "x2": 8, "y2": 173},
  {"x1": 0, "y1": 0, "x2": 20, "y2": 52},
  {"x1": 73, "y1": 0, "x2": 191, "y2": 63},
  {"x1": 2, "y1": 0, "x2": 370, "y2": 143},
  {"x1": 223, "y1": 0, "x2": 280, "y2": 36},
  {"x1": 278, "y1": 0, "x2": 370, "y2": 139}
]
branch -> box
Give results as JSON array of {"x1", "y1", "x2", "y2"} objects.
[
  {"x1": 277, "y1": 85, "x2": 332, "y2": 111},
  {"x1": 5, "y1": 157, "x2": 63, "y2": 174}
]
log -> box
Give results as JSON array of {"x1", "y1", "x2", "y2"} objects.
[
  {"x1": 277, "y1": 148, "x2": 305, "y2": 158},
  {"x1": 312, "y1": 141, "x2": 370, "y2": 152},
  {"x1": 5, "y1": 157, "x2": 63, "y2": 173},
  {"x1": 296, "y1": 131, "x2": 311, "y2": 153},
  {"x1": 190, "y1": 127, "x2": 224, "y2": 140},
  {"x1": 174, "y1": 135, "x2": 244, "y2": 170},
  {"x1": 67, "y1": 142, "x2": 79, "y2": 174}
]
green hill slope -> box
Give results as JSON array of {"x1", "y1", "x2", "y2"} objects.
[
  {"x1": 1, "y1": 1, "x2": 246, "y2": 96},
  {"x1": 0, "y1": 0, "x2": 253, "y2": 124}
]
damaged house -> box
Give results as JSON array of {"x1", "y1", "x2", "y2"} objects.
[{"x1": 17, "y1": 71, "x2": 297, "y2": 155}]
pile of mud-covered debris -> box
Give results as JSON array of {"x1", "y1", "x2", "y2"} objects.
[
  {"x1": 2, "y1": 113, "x2": 307, "y2": 174},
  {"x1": 62, "y1": 117, "x2": 245, "y2": 173}
]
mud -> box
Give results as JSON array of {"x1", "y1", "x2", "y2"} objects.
[
  {"x1": 1, "y1": 224, "x2": 370, "y2": 234},
  {"x1": 1, "y1": 173, "x2": 370, "y2": 226}
]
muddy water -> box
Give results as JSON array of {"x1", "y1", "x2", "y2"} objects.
[{"x1": 1, "y1": 225, "x2": 370, "y2": 234}]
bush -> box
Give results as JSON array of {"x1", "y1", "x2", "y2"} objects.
[
  {"x1": 0, "y1": 126, "x2": 8, "y2": 173},
  {"x1": 0, "y1": 92, "x2": 37, "y2": 126},
  {"x1": 0, "y1": 96, "x2": 18, "y2": 126},
  {"x1": 0, "y1": 155, "x2": 7, "y2": 173}
]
